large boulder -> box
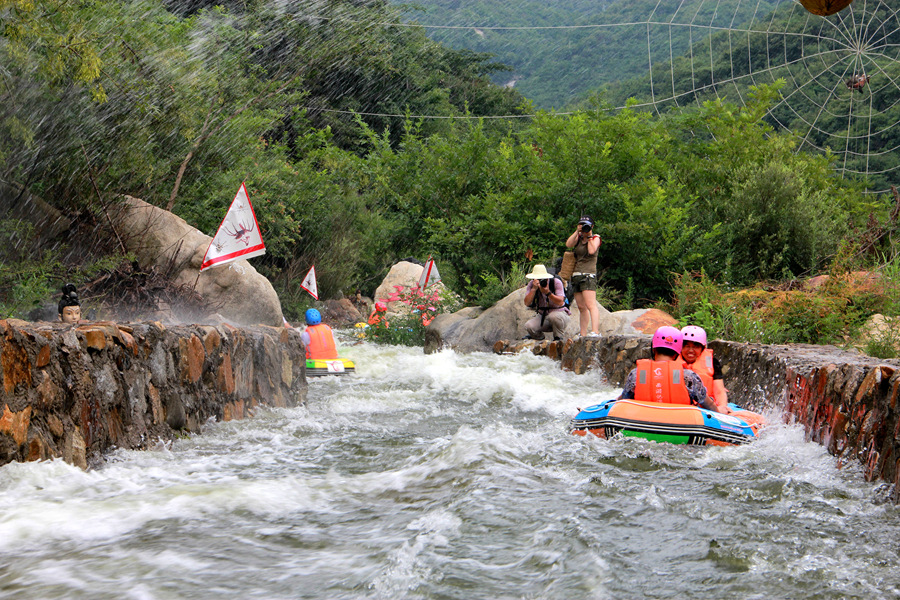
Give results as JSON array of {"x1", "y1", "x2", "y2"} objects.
[
  {"x1": 374, "y1": 261, "x2": 424, "y2": 311},
  {"x1": 374, "y1": 260, "x2": 457, "y2": 318},
  {"x1": 320, "y1": 298, "x2": 363, "y2": 326},
  {"x1": 108, "y1": 196, "x2": 283, "y2": 326}
]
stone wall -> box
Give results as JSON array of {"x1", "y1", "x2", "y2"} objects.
[
  {"x1": 497, "y1": 335, "x2": 900, "y2": 500},
  {"x1": 0, "y1": 319, "x2": 307, "y2": 468}
]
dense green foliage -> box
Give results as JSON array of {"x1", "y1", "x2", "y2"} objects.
[
  {"x1": 0, "y1": 0, "x2": 523, "y2": 317},
  {"x1": 0, "y1": 0, "x2": 893, "y2": 333},
  {"x1": 361, "y1": 88, "x2": 882, "y2": 304},
  {"x1": 668, "y1": 243, "x2": 900, "y2": 353}
]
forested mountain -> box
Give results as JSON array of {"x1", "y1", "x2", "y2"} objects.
[{"x1": 400, "y1": 0, "x2": 779, "y2": 108}]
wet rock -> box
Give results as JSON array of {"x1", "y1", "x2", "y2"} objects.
[
  {"x1": 64, "y1": 427, "x2": 87, "y2": 470},
  {"x1": 36, "y1": 345, "x2": 50, "y2": 368},
  {"x1": 2, "y1": 326, "x2": 33, "y2": 393},
  {"x1": 0, "y1": 405, "x2": 31, "y2": 446},
  {"x1": 425, "y1": 291, "x2": 673, "y2": 355},
  {"x1": 179, "y1": 335, "x2": 206, "y2": 384},
  {"x1": 321, "y1": 298, "x2": 363, "y2": 326},
  {"x1": 425, "y1": 290, "x2": 579, "y2": 354},
  {"x1": 47, "y1": 414, "x2": 64, "y2": 438}
]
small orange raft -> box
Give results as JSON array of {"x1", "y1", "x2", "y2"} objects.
[{"x1": 571, "y1": 400, "x2": 763, "y2": 446}]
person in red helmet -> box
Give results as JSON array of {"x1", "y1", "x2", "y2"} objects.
[
  {"x1": 617, "y1": 326, "x2": 719, "y2": 411},
  {"x1": 679, "y1": 325, "x2": 729, "y2": 412},
  {"x1": 368, "y1": 301, "x2": 389, "y2": 327}
]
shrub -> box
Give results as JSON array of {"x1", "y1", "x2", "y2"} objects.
[
  {"x1": 364, "y1": 284, "x2": 460, "y2": 346},
  {"x1": 468, "y1": 261, "x2": 528, "y2": 308},
  {"x1": 864, "y1": 320, "x2": 900, "y2": 359}
]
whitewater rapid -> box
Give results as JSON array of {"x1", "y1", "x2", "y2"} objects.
[{"x1": 1, "y1": 343, "x2": 897, "y2": 599}]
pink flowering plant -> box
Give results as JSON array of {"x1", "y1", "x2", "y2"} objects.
[{"x1": 366, "y1": 284, "x2": 460, "y2": 346}]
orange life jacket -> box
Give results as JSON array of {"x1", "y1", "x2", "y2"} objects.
[
  {"x1": 634, "y1": 359, "x2": 692, "y2": 405},
  {"x1": 678, "y1": 349, "x2": 716, "y2": 405},
  {"x1": 306, "y1": 324, "x2": 339, "y2": 359},
  {"x1": 368, "y1": 311, "x2": 388, "y2": 327}
]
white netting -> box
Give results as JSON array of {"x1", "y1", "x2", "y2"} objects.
[{"x1": 634, "y1": 0, "x2": 900, "y2": 193}]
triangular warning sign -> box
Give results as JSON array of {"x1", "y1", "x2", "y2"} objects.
[
  {"x1": 418, "y1": 257, "x2": 441, "y2": 288},
  {"x1": 301, "y1": 265, "x2": 318, "y2": 300},
  {"x1": 200, "y1": 183, "x2": 266, "y2": 271}
]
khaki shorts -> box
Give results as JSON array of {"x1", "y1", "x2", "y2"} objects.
[{"x1": 571, "y1": 273, "x2": 598, "y2": 293}]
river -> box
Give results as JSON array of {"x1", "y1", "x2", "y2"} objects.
[{"x1": 1, "y1": 342, "x2": 898, "y2": 599}]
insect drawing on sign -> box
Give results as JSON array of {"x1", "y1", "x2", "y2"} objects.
[
  {"x1": 199, "y1": 182, "x2": 267, "y2": 273},
  {"x1": 223, "y1": 220, "x2": 256, "y2": 247}
]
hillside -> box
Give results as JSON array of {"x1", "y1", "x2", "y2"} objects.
[
  {"x1": 400, "y1": 0, "x2": 779, "y2": 108},
  {"x1": 1, "y1": 0, "x2": 891, "y2": 322}
]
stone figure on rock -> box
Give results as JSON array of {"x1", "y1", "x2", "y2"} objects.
[{"x1": 58, "y1": 283, "x2": 82, "y2": 324}]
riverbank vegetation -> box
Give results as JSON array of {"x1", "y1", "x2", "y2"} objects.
[{"x1": 1, "y1": 0, "x2": 898, "y2": 353}]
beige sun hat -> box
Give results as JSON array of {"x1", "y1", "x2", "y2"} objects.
[{"x1": 526, "y1": 264, "x2": 552, "y2": 279}]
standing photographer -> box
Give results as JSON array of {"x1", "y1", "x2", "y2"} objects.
[
  {"x1": 523, "y1": 264, "x2": 570, "y2": 341},
  {"x1": 565, "y1": 216, "x2": 601, "y2": 337}
]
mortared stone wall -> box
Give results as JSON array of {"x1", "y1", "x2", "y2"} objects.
[{"x1": 0, "y1": 319, "x2": 307, "y2": 468}]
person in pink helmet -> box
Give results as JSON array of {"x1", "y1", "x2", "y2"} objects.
[
  {"x1": 679, "y1": 325, "x2": 729, "y2": 412},
  {"x1": 617, "y1": 325, "x2": 718, "y2": 411}
]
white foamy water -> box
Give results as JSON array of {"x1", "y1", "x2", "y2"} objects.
[{"x1": 1, "y1": 343, "x2": 898, "y2": 599}]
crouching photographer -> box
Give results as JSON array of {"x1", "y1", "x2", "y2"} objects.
[{"x1": 523, "y1": 264, "x2": 570, "y2": 341}]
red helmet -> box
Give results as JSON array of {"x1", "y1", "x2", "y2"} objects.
[
  {"x1": 651, "y1": 326, "x2": 683, "y2": 354},
  {"x1": 375, "y1": 301, "x2": 387, "y2": 312}
]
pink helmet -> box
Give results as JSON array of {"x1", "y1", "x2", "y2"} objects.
[
  {"x1": 681, "y1": 325, "x2": 707, "y2": 347},
  {"x1": 651, "y1": 325, "x2": 683, "y2": 354}
]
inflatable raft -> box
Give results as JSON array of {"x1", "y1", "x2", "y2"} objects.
[
  {"x1": 570, "y1": 399, "x2": 761, "y2": 446},
  {"x1": 306, "y1": 357, "x2": 355, "y2": 377}
]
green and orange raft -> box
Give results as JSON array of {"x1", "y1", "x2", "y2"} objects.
[{"x1": 571, "y1": 399, "x2": 765, "y2": 446}]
